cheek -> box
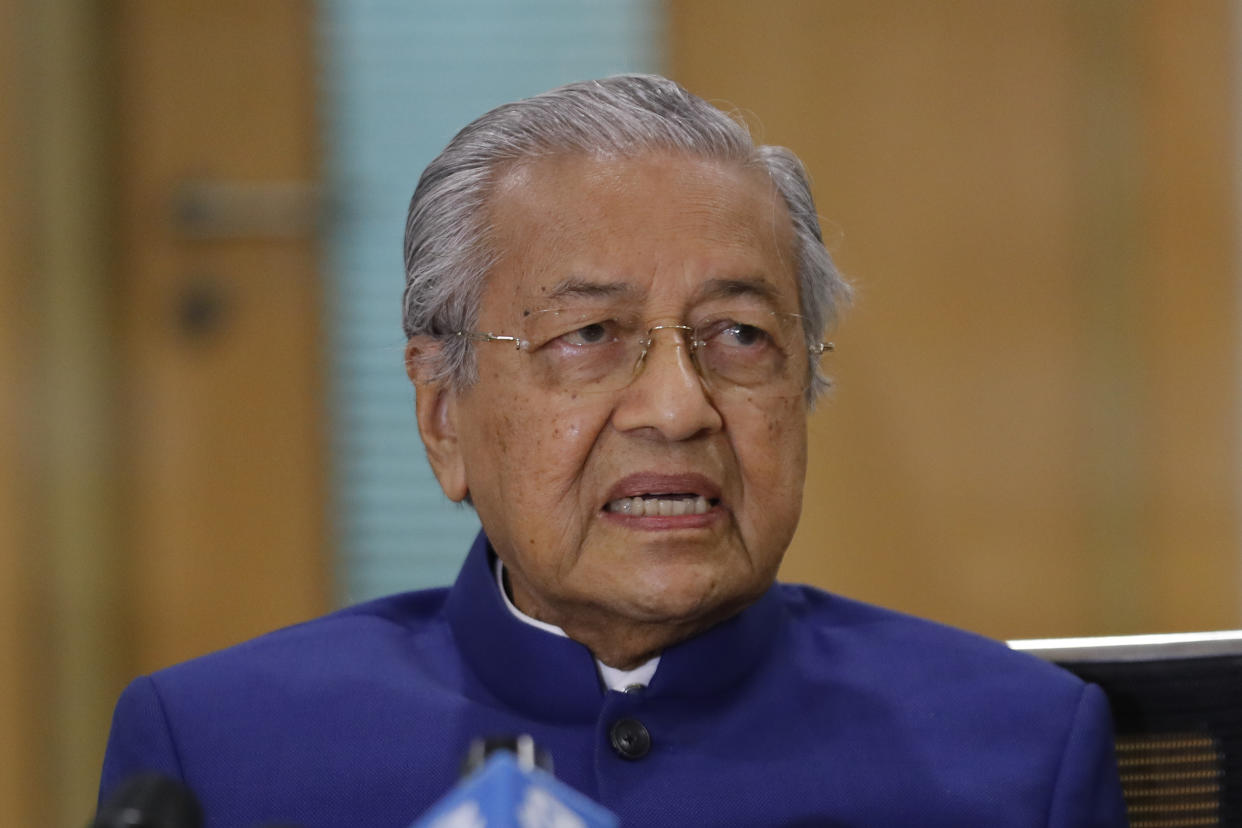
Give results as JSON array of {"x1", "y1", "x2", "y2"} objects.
[
  {"x1": 738, "y1": 403, "x2": 808, "y2": 518},
  {"x1": 758, "y1": 398, "x2": 807, "y2": 460},
  {"x1": 496, "y1": 398, "x2": 602, "y2": 499},
  {"x1": 549, "y1": 419, "x2": 583, "y2": 442}
]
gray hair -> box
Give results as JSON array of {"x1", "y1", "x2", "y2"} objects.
[{"x1": 402, "y1": 73, "x2": 850, "y2": 400}]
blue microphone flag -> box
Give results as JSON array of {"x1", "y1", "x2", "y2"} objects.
[{"x1": 410, "y1": 751, "x2": 618, "y2": 828}]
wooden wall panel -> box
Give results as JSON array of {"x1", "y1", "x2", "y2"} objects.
[
  {"x1": 34, "y1": 1, "x2": 130, "y2": 819},
  {"x1": 1140, "y1": 4, "x2": 1241, "y2": 630},
  {"x1": 670, "y1": 0, "x2": 1240, "y2": 639},
  {"x1": 4, "y1": 0, "x2": 124, "y2": 821},
  {"x1": 0, "y1": 3, "x2": 46, "y2": 821}
]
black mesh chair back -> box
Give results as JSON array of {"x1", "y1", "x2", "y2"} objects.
[{"x1": 1012, "y1": 631, "x2": 1242, "y2": 828}]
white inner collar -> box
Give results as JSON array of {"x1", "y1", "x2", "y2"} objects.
[{"x1": 493, "y1": 556, "x2": 660, "y2": 692}]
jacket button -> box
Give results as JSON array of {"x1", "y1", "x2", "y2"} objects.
[{"x1": 609, "y1": 717, "x2": 651, "y2": 760}]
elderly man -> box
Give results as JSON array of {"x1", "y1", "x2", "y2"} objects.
[{"x1": 100, "y1": 75, "x2": 1127, "y2": 826}]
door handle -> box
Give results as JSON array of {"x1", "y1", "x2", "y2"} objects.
[{"x1": 172, "y1": 179, "x2": 321, "y2": 239}]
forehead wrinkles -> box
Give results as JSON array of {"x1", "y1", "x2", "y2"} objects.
[{"x1": 482, "y1": 153, "x2": 797, "y2": 307}]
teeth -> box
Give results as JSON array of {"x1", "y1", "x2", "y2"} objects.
[{"x1": 606, "y1": 495, "x2": 711, "y2": 517}]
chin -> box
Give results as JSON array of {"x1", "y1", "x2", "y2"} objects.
[{"x1": 622, "y1": 569, "x2": 757, "y2": 626}]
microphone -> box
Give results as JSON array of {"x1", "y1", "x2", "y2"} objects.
[
  {"x1": 411, "y1": 735, "x2": 618, "y2": 827},
  {"x1": 91, "y1": 773, "x2": 204, "y2": 828}
]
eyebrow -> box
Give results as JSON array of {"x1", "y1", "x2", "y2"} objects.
[
  {"x1": 543, "y1": 278, "x2": 638, "y2": 302},
  {"x1": 694, "y1": 277, "x2": 783, "y2": 306},
  {"x1": 538, "y1": 275, "x2": 783, "y2": 307}
]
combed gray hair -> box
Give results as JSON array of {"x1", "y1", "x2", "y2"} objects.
[{"x1": 402, "y1": 73, "x2": 850, "y2": 400}]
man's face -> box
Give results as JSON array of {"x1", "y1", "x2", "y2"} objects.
[{"x1": 427, "y1": 152, "x2": 810, "y2": 652}]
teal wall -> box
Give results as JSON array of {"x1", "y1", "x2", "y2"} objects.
[{"x1": 318, "y1": 1, "x2": 664, "y2": 602}]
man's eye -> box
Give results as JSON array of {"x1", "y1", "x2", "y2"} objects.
[
  {"x1": 715, "y1": 322, "x2": 771, "y2": 349},
  {"x1": 560, "y1": 322, "x2": 614, "y2": 347}
]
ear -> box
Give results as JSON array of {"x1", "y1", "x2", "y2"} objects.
[{"x1": 405, "y1": 338, "x2": 468, "y2": 502}]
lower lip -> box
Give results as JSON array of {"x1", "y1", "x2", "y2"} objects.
[{"x1": 599, "y1": 505, "x2": 724, "y2": 531}]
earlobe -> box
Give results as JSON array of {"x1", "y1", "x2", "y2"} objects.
[{"x1": 406, "y1": 339, "x2": 469, "y2": 502}]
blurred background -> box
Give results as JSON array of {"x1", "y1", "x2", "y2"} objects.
[{"x1": 2, "y1": 0, "x2": 1238, "y2": 823}]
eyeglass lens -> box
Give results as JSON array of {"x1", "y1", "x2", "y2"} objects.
[{"x1": 520, "y1": 308, "x2": 816, "y2": 397}]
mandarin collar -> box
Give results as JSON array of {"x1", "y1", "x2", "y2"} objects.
[{"x1": 444, "y1": 531, "x2": 783, "y2": 722}]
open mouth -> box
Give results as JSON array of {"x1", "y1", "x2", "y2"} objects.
[{"x1": 604, "y1": 493, "x2": 717, "y2": 517}]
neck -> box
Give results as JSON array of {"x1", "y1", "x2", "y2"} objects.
[{"x1": 503, "y1": 568, "x2": 748, "y2": 671}]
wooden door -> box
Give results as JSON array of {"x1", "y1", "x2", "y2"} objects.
[{"x1": 113, "y1": 0, "x2": 330, "y2": 673}]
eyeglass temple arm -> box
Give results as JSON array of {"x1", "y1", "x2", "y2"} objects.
[{"x1": 455, "y1": 331, "x2": 527, "y2": 350}]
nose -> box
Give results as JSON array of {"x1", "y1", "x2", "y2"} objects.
[{"x1": 609, "y1": 324, "x2": 724, "y2": 441}]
